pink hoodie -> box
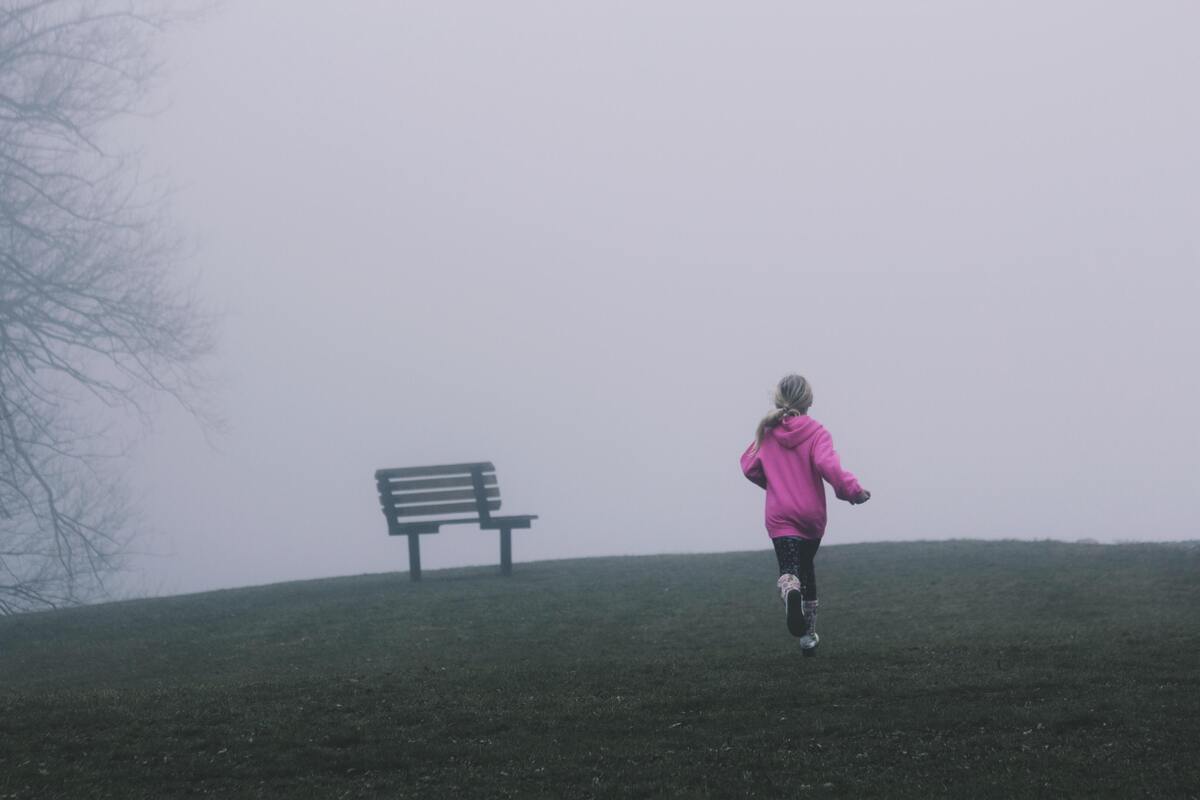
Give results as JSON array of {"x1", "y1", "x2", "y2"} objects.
[{"x1": 740, "y1": 415, "x2": 864, "y2": 540}]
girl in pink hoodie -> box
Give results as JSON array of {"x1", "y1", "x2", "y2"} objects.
[{"x1": 740, "y1": 374, "x2": 870, "y2": 655}]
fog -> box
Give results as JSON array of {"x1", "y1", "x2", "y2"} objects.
[{"x1": 126, "y1": 1, "x2": 1199, "y2": 596}]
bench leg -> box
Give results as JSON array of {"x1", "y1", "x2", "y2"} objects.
[
  {"x1": 500, "y1": 528, "x2": 512, "y2": 576},
  {"x1": 408, "y1": 534, "x2": 422, "y2": 582}
]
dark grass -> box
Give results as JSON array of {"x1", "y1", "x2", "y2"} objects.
[{"x1": 1, "y1": 540, "x2": 1198, "y2": 798}]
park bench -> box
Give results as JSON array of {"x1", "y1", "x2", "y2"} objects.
[{"x1": 374, "y1": 461, "x2": 537, "y2": 581}]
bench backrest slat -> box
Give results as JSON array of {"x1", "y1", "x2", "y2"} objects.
[
  {"x1": 382, "y1": 475, "x2": 498, "y2": 492},
  {"x1": 388, "y1": 487, "x2": 499, "y2": 506},
  {"x1": 376, "y1": 462, "x2": 495, "y2": 480},
  {"x1": 392, "y1": 500, "x2": 500, "y2": 518}
]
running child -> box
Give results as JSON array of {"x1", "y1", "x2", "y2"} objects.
[{"x1": 740, "y1": 374, "x2": 870, "y2": 656}]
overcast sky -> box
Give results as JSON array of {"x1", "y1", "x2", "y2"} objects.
[{"x1": 124, "y1": 1, "x2": 1199, "y2": 596}]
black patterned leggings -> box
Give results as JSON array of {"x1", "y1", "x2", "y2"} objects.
[{"x1": 773, "y1": 536, "x2": 820, "y2": 601}]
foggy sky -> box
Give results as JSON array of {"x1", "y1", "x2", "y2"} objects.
[{"x1": 126, "y1": 1, "x2": 1199, "y2": 596}]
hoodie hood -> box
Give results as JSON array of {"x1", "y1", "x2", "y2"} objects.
[{"x1": 771, "y1": 414, "x2": 822, "y2": 449}]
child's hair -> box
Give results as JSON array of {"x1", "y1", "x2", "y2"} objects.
[{"x1": 754, "y1": 374, "x2": 814, "y2": 447}]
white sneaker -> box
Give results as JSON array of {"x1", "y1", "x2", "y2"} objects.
[
  {"x1": 799, "y1": 632, "x2": 820, "y2": 656},
  {"x1": 776, "y1": 573, "x2": 801, "y2": 601}
]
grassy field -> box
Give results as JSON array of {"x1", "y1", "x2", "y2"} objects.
[{"x1": 1, "y1": 540, "x2": 1198, "y2": 799}]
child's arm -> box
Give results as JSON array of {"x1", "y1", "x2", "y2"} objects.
[
  {"x1": 740, "y1": 442, "x2": 767, "y2": 489},
  {"x1": 813, "y1": 430, "x2": 867, "y2": 503}
]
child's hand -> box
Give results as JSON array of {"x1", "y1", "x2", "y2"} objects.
[{"x1": 851, "y1": 490, "x2": 871, "y2": 505}]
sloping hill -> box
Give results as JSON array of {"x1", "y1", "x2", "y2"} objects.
[{"x1": 1, "y1": 541, "x2": 1198, "y2": 798}]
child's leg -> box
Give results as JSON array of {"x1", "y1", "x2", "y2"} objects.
[
  {"x1": 795, "y1": 538, "x2": 819, "y2": 601},
  {"x1": 773, "y1": 536, "x2": 804, "y2": 598},
  {"x1": 773, "y1": 536, "x2": 803, "y2": 578},
  {"x1": 772, "y1": 537, "x2": 807, "y2": 636},
  {"x1": 794, "y1": 538, "x2": 821, "y2": 651}
]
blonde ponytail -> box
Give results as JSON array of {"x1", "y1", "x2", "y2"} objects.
[{"x1": 753, "y1": 374, "x2": 814, "y2": 447}]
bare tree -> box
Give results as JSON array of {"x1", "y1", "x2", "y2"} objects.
[{"x1": 0, "y1": 0, "x2": 211, "y2": 613}]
